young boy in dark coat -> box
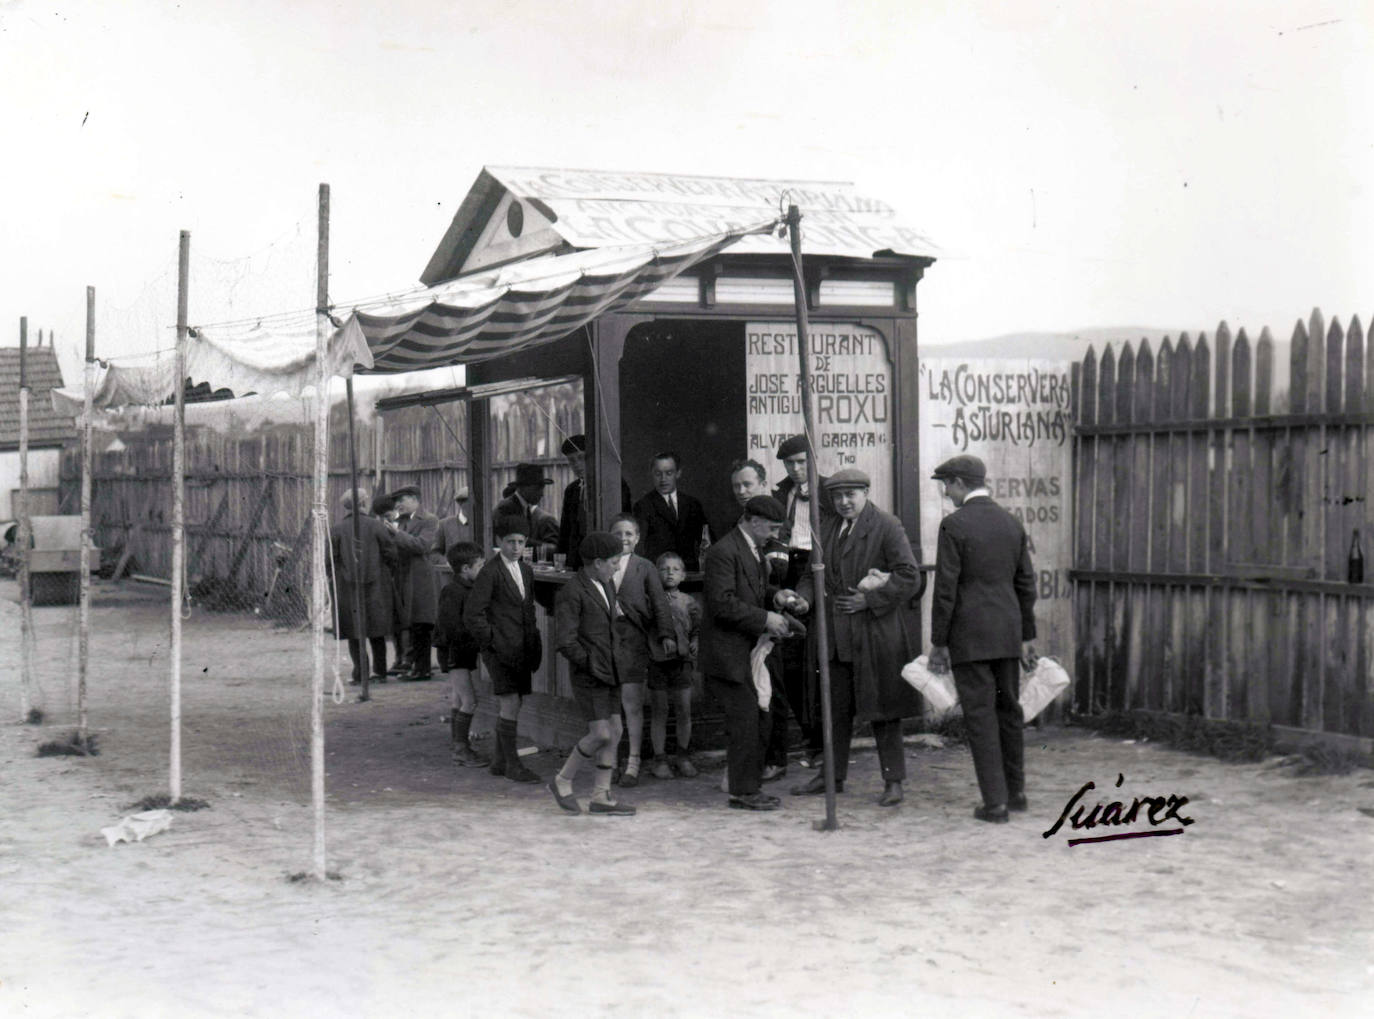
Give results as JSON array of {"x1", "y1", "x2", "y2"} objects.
[
  {"x1": 549, "y1": 531, "x2": 636, "y2": 816},
  {"x1": 463, "y1": 514, "x2": 543, "y2": 783},
  {"x1": 436, "y1": 541, "x2": 487, "y2": 766}
]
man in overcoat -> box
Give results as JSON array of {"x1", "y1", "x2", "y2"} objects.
[
  {"x1": 556, "y1": 434, "x2": 632, "y2": 570},
  {"x1": 386, "y1": 485, "x2": 442, "y2": 680},
  {"x1": 700, "y1": 495, "x2": 798, "y2": 811},
  {"x1": 793, "y1": 469, "x2": 924, "y2": 807},
  {"x1": 329, "y1": 487, "x2": 396, "y2": 683},
  {"x1": 431, "y1": 487, "x2": 474, "y2": 671},
  {"x1": 927, "y1": 454, "x2": 1038, "y2": 824}
]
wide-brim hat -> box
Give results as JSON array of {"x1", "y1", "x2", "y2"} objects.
[
  {"x1": 931, "y1": 454, "x2": 987, "y2": 484},
  {"x1": 825, "y1": 468, "x2": 871, "y2": 492},
  {"x1": 513, "y1": 462, "x2": 554, "y2": 487},
  {"x1": 454, "y1": 488, "x2": 470, "y2": 503}
]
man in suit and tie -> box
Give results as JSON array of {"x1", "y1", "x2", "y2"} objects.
[
  {"x1": 556, "y1": 434, "x2": 633, "y2": 570},
  {"x1": 927, "y1": 454, "x2": 1038, "y2": 824},
  {"x1": 632, "y1": 451, "x2": 711, "y2": 571},
  {"x1": 700, "y1": 495, "x2": 802, "y2": 811},
  {"x1": 793, "y1": 469, "x2": 925, "y2": 807},
  {"x1": 494, "y1": 463, "x2": 561, "y2": 554}
]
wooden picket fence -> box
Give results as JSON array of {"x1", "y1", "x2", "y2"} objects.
[{"x1": 1071, "y1": 310, "x2": 1374, "y2": 740}]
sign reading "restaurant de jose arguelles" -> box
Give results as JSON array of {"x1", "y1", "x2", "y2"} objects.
[
  {"x1": 918, "y1": 358, "x2": 1075, "y2": 659},
  {"x1": 746, "y1": 322, "x2": 894, "y2": 511}
]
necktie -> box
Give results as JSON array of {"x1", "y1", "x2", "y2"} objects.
[{"x1": 668, "y1": 493, "x2": 677, "y2": 521}]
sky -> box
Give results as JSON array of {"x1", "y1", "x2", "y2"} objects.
[{"x1": 2, "y1": 0, "x2": 1371, "y2": 385}]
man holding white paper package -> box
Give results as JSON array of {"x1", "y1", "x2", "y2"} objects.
[{"x1": 927, "y1": 454, "x2": 1038, "y2": 824}]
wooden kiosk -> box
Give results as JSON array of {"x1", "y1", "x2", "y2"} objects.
[{"x1": 378, "y1": 168, "x2": 937, "y2": 747}]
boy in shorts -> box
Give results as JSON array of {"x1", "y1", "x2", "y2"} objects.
[
  {"x1": 436, "y1": 541, "x2": 488, "y2": 767},
  {"x1": 648, "y1": 551, "x2": 701, "y2": 779},
  {"x1": 463, "y1": 514, "x2": 542, "y2": 783},
  {"x1": 549, "y1": 531, "x2": 635, "y2": 816}
]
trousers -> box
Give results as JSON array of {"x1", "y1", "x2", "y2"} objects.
[
  {"x1": 952, "y1": 658, "x2": 1024, "y2": 807},
  {"x1": 707, "y1": 675, "x2": 770, "y2": 797},
  {"x1": 826, "y1": 660, "x2": 906, "y2": 783}
]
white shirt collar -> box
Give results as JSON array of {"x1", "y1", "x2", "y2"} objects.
[
  {"x1": 964, "y1": 487, "x2": 991, "y2": 501},
  {"x1": 737, "y1": 523, "x2": 761, "y2": 561},
  {"x1": 500, "y1": 553, "x2": 525, "y2": 596}
]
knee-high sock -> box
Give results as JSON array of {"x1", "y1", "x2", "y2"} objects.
[
  {"x1": 452, "y1": 710, "x2": 474, "y2": 747},
  {"x1": 558, "y1": 741, "x2": 594, "y2": 784}
]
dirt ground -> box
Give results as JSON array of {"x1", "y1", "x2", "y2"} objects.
[{"x1": 1, "y1": 579, "x2": 1371, "y2": 1018}]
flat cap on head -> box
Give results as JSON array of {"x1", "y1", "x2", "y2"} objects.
[
  {"x1": 579, "y1": 531, "x2": 622, "y2": 562},
  {"x1": 389, "y1": 485, "x2": 421, "y2": 500},
  {"x1": 743, "y1": 495, "x2": 786, "y2": 522},
  {"x1": 825, "y1": 468, "x2": 871, "y2": 491},
  {"x1": 775, "y1": 434, "x2": 808, "y2": 460},
  {"x1": 931, "y1": 454, "x2": 987, "y2": 484},
  {"x1": 371, "y1": 493, "x2": 396, "y2": 516},
  {"x1": 560, "y1": 434, "x2": 587, "y2": 456}
]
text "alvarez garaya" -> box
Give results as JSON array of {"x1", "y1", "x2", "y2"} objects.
[{"x1": 1043, "y1": 773, "x2": 1195, "y2": 846}]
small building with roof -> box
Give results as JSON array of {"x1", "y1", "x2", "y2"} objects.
[{"x1": 0, "y1": 344, "x2": 75, "y2": 520}]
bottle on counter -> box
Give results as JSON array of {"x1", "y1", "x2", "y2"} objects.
[{"x1": 698, "y1": 524, "x2": 712, "y2": 565}]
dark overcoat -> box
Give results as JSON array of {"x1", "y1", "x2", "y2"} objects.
[
  {"x1": 798, "y1": 501, "x2": 924, "y2": 723},
  {"x1": 329, "y1": 511, "x2": 397, "y2": 639},
  {"x1": 554, "y1": 570, "x2": 624, "y2": 687},
  {"x1": 556, "y1": 477, "x2": 632, "y2": 569},
  {"x1": 612, "y1": 553, "x2": 675, "y2": 680},
  {"x1": 632, "y1": 489, "x2": 711, "y2": 571},
  {"x1": 930, "y1": 496, "x2": 1037, "y2": 665},
  {"x1": 391, "y1": 511, "x2": 441, "y2": 627},
  {"x1": 699, "y1": 527, "x2": 779, "y2": 685},
  {"x1": 464, "y1": 553, "x2": 542, "y2": 673}
]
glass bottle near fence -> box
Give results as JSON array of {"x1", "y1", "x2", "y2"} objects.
[
  {"x1": 699, "y1": 524, "x2": 712, "y2": 566},
  {"x1": 1350, "y1": 529, "x2": 1364, "y2": 584}
]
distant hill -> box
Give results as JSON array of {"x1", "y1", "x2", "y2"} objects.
[{"x1": 922, "y1": 327, "x2": 1183, "y2": 362}]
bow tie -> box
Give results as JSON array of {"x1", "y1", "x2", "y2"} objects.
[{"x1": 796, "y1": 493, "x2": 809, "y2": 501}]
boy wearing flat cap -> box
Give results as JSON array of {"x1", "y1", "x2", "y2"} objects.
[
  {"x1": 550, "y1": 530, "x2": 637, "y2": 816},
  {"x1": 464, "y1": 513, "x2": 543, "y2": 784},
  {"x1": 793, "y1": 468, "x2": 924, "y2": 807},
  {"x1": 927, "y1": 454, "x2": 1038, "y2": 824},
  {"x1": 699, "y1": 494, "x2": 806, "y2": 811}
]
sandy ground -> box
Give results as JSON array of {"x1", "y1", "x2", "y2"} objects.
[{"x1": 1, "y1": 579, "x2": 1372, "y2": 1019}]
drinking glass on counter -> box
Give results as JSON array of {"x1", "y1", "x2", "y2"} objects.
[{"x1": 553, "y1": 553, "x2": 567, "y2": 571}]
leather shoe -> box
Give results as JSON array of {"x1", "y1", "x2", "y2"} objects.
[
  {"x1": 548, "y1": 779, "x2": 581, "y2": 814},
  {"x1": 790, "y1": 773, "x2": 843, "y2": 796},
  {"x1": 369, "y1": 673, "x2": 388, "y2": 684},
  {"x1": 1008, "y1": 792, "x2": 1028, "y2": 812},
  {"x1": 729, "y1": 793, "x2": 780, "y2": 811},
  {"x1": 760, "y1": 764, "x2": 787, "y2": 783},
  {"x1": 974, "y1": 804, "x2": 1010, "y2": 824},
  {"x1": 506, "y1": 763, "x2": 541, "y2": 784},
  {"x1": 588, "y1": 799, "x2": 636, "y2": 816},
  {"x1": 401, "y1": 669, "x2": 433, "y2": 682},
  {"x1": 877, "y1": 781, "x2": 904, "y2": 807},
  {"x1": 451, "y1": 744, "x2": 490, "y2": 768}
]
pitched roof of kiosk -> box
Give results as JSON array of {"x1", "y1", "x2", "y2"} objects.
[
  {"x1": 421, "y1": 166, "x2": 938, "y2": 285},
  {"x1": 0, "y1": 346, "x2": 75, "y2": 450}
]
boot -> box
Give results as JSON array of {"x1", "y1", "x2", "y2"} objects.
[
  {"x1": 499, "y1": 718, "x2": 540, "y2": 783},
  {"x1": 488, "y1": 723, "x2": 508, "y2": 777}
]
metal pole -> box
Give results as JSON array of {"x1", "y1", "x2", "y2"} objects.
[
  {"x1": 310, "y1": 183, "x2": 331, "y2": 880},
  {"x1": 346, "y1": 377, "x2": 369, "y2": 701},
  {"x1": 171, "y1": 232, "x2": 189, "y2": 802},
  {"x1": 17, "y1": 318, "x2": 35, "y2": 722},
  {"x1": 786, "y1": 205, "x2": 838, "y2": 831},
  {"x1": 79, "y1": 289, "x2": 95, "y2": 742}
]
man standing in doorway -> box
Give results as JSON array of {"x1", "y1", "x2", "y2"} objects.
[
  {"x1": 633, "y1": 451, "x2": 711, "y2": 571},
  {"x1": 927, "y1": 454, "x2": 1038, "y2": 824},
  {"x1": 556, "y1": 434, "x2": 632, "y2": 570}
]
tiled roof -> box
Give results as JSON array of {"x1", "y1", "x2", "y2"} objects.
[{"x1": 0, "y1": 347, "x2": 77, "y2": 449}]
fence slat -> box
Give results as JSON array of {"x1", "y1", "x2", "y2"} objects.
[
  {"x1": 1130, "y1": 341, "x2": 1154, "y2": 575},
  {"x1": 1308, "y1": 308, "x2": 1326, "y2": 412}
]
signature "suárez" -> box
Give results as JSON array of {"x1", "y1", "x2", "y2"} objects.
[{"x1": 1043, "y1": 773, "x2": 1195, "y2": 846}]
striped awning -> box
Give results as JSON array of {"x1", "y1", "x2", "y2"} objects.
[{"x1": 344, "y1": 221, "x2": 775, "y2": 373}]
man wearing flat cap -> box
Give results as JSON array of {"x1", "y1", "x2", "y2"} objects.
[
  {"x1": 793, "y1": 468, "x2": 924, "y2": 807},
  {"x1": 494, "y1": 463, "x2": 561, "y2": 554},
  {"x1": 385, "y1": 485, "x2": 443, "y2": 680},
  {"x1": 928, "y1": 454, "x2": 1038, "y2": 824},
  {"x1": 700, "y1": 494, "x2": 806, "y2": 811},
  {"x1": 556, "y1": 434, "x2": 633, "y2": 570}
]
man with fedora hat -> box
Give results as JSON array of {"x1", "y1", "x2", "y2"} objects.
[
  {"x1": 556, "y1": 434, "x2": 632, "y2": 570},
  {"x1": 792, "y1": 468, "x2": 924, "y2": 807},
  {"x1": 927, "y1": 453, "x2": 1038, "y2": 824},
  {"x1": 699, "y1": 494, "x2": 805, "y2": 811},
  {"x1": 495, "y1": 463, "x2": 561, "y2": 554},
  {"x1": 385, "y1": 485, "x2": 443, "y2": 680}
]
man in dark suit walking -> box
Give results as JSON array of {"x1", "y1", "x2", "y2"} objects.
[
  {"x1": 927, "y1": 454, "x2": 1038, "y2": 824},
  {"x1": 700, "y1": 495, "x2": 799, "y2": 811},
  {"x1": 632, "y1": 451, "x2": 711, "y2": 571}
]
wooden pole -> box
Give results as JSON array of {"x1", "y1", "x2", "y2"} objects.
[
  {"x1": 310, "y1": 183, "x2": 331, "y2": 880},
  {"x1": 171, "y1": 232, "x2": 189, "y2": 802},
  {"x1": 786, "y1": 205, "x2": 838, "y2": 831},
  {"x1": 346, "y1": 377, "x2": 370, "y2": 701},
  {"x1": 79, "y1": 288, "x2": 95, "y2": 741},
  {"x1": 17, "y1": 317, "x2": 35, "y2": 722}
]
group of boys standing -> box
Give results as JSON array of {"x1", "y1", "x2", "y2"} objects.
[{"x1": 331, "y1": 432, "x2": 1039, "y2": 824}]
